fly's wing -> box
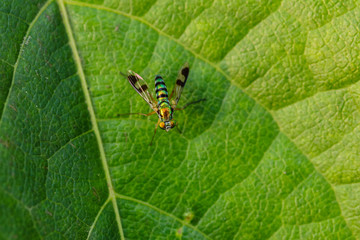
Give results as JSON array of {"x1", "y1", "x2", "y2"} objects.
[
  {"x1": 169, "y1": 62, "x2": 189, "y2": 108},
  {"x1": 127, "y1": 70, "x2": 158, "y2": 111}
]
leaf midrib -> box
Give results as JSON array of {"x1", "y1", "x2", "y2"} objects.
[{"x1": 56, "y1": 0, "x2": 125, "y2": 238}]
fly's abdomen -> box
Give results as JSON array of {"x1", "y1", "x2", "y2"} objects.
[{"x1": 155, "y1": 75, "x2": 169, "y2": 103}]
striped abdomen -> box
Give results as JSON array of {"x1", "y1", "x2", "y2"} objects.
[{"x1": 155, "y1": 75, "x2": 169, "y2": 103}]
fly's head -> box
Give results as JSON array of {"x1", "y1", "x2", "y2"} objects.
[{"x1": 159, "y1": 119, "x2": 177, "y2": 132}]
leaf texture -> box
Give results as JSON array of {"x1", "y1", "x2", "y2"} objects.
[{"x1": 0, "y1": 0, "x2": 359, "y2": 239}]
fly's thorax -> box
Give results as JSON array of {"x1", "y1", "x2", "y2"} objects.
[{"x1": 157, "y1": 101, "x2": 173, "y2": 121}]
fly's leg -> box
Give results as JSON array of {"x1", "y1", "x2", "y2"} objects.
[
  {"x1": 117, "y1": 111, "x2": 156, "y2": 117},
  {"x1": 149, "y1": 119, "x2": 160, "y2": 146},
  {"x1": 175, "y1": 98, "x2": 206, "y2": 111}
]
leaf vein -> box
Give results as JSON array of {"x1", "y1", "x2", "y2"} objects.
[
  {"x1": 199, "y1": 132, "x2": 280, "y2": 239},
  {"x1": 0, "y1": 9, "x2": 29, "y2": 24},
  {"x1": 115, "y1": 193, "x2": 211, "y2": 239},
  {"x1": 86, "y1": 197, "x2": 112, "y2": 240},
  {"x1": 56, "y1": 0, "x2": 125, "y2": 238},
  {"x1": 0, "y1": 0, "x2": 53, "y2": 124},
  {"x1": 218, "y1": 0, "x2": 284, "y2": 63},
  {"x1": 0, "y1": 187, "x2": 42, "y2": 239}
]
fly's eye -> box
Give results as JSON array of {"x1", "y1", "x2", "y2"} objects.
[
  {"x1": 159, "y1": 122, "x2": 165, "y2": 129},
  {"x1": 170, "y1": 120, "x2": 176, "y2": 128}
]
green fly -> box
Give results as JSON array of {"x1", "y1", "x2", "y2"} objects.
[{"x1": 120, "y1": 63, "x2": 205, "y2": 145}]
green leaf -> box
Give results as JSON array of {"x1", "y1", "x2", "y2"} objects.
[{"x1": 1, "y1": 0, "x2": 359, "y2": 239}]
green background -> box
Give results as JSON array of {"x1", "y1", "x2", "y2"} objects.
[{"x1": 0, "y1": 0, "x2": 359, "y2": 239}]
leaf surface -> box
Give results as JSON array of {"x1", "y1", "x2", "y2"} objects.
[{"x1": 0, "y1": 0, "x2": 359, "y2": 239}]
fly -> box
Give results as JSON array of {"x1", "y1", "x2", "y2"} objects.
[{"x1": 120, "y1": 63, "x2": 205, "y2": 145}]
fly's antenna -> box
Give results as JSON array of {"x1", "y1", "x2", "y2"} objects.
[{"x1": 119, "y1": 71, "x2": 127, "y2": 78}]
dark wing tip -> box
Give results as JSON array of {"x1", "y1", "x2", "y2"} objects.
[{"x1": 181, "y1": 67, "x2": 189, "y2": 78}]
